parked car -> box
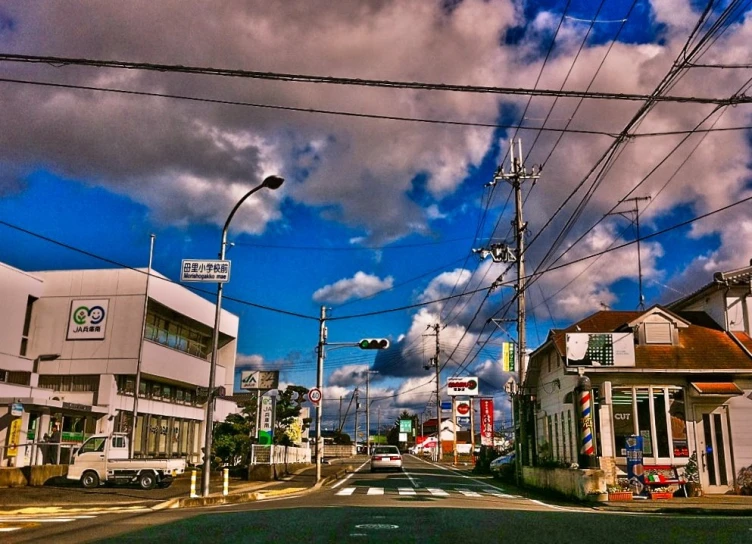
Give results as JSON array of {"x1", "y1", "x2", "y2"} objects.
[
  {"x1": 370, "y1": 445, "x2": 402, "y2": 472},
  {"x1": 489, "y1": 453, "x2": 515, "y2": 476}
]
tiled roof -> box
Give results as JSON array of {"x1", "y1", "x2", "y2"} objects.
[
  {"x1": 545, "y1": 308, "x2": 752, "y2": 371},
  {"x1": 733, "y1": 331, "x2": 752, "y2": 352},
  {"x1": 690, "y1": 382, "x2": 744, "y2": 395}
]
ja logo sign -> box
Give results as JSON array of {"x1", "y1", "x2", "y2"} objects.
[
  {"x1": 68, "y1": 299, "x2": 109, "y2": 340},
  {"x1": 73, "y1": 305, "x2": 106, "y2": 325}
]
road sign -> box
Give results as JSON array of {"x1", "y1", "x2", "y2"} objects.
[
  {"x1": 180, "y1": 259, "x2": 231, "y2": 283},
  {"x1": 441, "y1": 401, "x2": 452, "y2": 410},
  {"x1": 10, "y1": 403, "x2": 23, "y2": 417},
  {"x1": 308, "y1": 388, "x2": 322, "y2": 404},
  {"x1": 240, "y1": 370, "x2": 279, "y2": 390}
]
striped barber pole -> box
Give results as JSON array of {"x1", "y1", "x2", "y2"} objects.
[{"x1": 579, "y1": 389, "x2": 594, "y2": 456}]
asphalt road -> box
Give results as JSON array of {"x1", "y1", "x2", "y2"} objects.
[{"x1": 3, "y1": 455, "x2": 752, "y2": 543}]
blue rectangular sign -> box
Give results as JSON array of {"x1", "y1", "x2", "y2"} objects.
[{"x1": 441, "y1": 401, "x2": 452, "y2": 410}]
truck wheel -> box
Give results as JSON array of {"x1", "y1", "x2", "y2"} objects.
[
  {"x1": 138, "y1": 471, "x2": 156, "y2": 490},
  {"x1": 81, "y1": 471, "x2": 100, "y2": 489}
]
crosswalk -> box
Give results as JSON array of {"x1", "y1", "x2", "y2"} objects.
[{"x1": 335, "y1": 486, "x2": 520, "y2": 499}]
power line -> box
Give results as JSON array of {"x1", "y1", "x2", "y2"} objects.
[{"x1": 0, "y1": 53, "x2": 749, "y2": 105}]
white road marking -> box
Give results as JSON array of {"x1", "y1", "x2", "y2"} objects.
[
  {"x1": 398, "y1": 487, "x2": 416, "y2": 495},
  {"x1": 367, "y1": 487, "x2": 384, "y2": 495},
  {"x1": 0, "y1": 528, "x2": 21, "y2": 532},
  {"x1": 483, "y1": 489, "x2": 519, "y2": 498},
  {"x1": 457, "y1": 489, "x2": 481, "y2": 497},
  {"x1": 336, "y1": 487, "x2": 356, "y2": 496},
  {"x1": 426, "y1": 488, "x2": 449, "y2": 496},
  {"x1": 332, "y1": 460, "x2": 370, "y2": 489},
  {"x1": 402, "y1": 468, "x2": 419, "y2": 488}
]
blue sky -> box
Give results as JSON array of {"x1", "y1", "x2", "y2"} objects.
[{"x1": 1, "y1": 1, "x2": 751, "y2": 434}]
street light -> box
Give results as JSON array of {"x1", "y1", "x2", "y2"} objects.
[{"x1": 201, "y1": 174, "x2": 284, "y2": 497}]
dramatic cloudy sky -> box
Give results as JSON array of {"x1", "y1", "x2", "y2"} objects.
[{"x1": 1, "y1": 1, "x2": 751, "y2": 437}]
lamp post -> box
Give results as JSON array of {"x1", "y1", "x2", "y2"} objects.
[{"x1": 201, "y1": 174, "x2": 284, "y2": 498}]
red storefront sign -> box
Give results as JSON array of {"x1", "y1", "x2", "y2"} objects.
[{"x1": 480, "y1": 398, "x2": 494, "y2": 446}]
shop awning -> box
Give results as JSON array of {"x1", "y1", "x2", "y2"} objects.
[{"x1": 690, "y1": 382, "x2": 744, "y2": 396}]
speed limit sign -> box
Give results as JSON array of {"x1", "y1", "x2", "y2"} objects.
[{"x1": 308, "y1": 387, "x2": 322, "y2": 405}]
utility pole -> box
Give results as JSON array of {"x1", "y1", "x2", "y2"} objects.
[
  {"x1": 131, "y1": 234, "x2": 155, "y2": 459},
  {"x1": 487, "y1": 138, "x2": 539, "y2": 482},
  {"x1": 423, "y1": 323, "x2": 442, "y2": 462},
  {"x1": 607, "y1": 196, "x2": 651, "y2": 310},
  {"x1": 315, "y1": 306, "x2": 327, "y2": 483},
  {"x1": 354, "y1": 388, "x2": 360, "y2": 450}
]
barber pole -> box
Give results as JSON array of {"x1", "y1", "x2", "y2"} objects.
[{"x1": 576, "y1": 374, "x2": 596, "y2": 467}]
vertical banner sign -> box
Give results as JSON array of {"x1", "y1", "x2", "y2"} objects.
[
  {"x1": 480, "y1": 399, "x2": 494, "y2": 446},
  {"x1": 502, "y1": 342, "x2": 516, "y2": 372},
  {"x1": 7, "y1": 418, "x2": 22, "y2": 457},
  {"x1": 626, "y1": 434, "x2": 645, "y2": 491},
  {"x1": 258, "y1": 397, "x2": 274, "y2": 445}
]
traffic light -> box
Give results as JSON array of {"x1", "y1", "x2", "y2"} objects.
[{"x1": 358, "y1": 338, "x2": 390, "y2": 350}]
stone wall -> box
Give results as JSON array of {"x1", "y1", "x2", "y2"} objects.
[{"x1": 247, "y1": 462, "x2": 310, "y2": 481}]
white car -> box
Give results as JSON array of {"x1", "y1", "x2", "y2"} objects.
[{"x1": 370, "y1": 445, "x2": 403, "y2": 472}]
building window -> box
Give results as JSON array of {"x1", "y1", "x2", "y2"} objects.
[
  {"x1": 115, "y1": 375, "x2": 197, "y2": 407},
  {"x1": 37, "y1": 375, "x2": 98, "y2": 391},
  {"x1": 613, "y1": 386, "x2": 686, "y2": 461},
  {"x1": 144, "y1": 308, "x2": 211, "y2": 359},
  {"x1": 645, "y1": 323, "x2": 672, "y2": 344},
  {"x1": 19, "y1": 296, "x2": 37, "y2": 356}
]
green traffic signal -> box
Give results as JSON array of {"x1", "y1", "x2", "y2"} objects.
[{"x1": 358, "y1": 338, "x2": 390, "y2": 350}]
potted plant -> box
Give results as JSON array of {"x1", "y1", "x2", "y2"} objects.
[
  {"x1": 649, "y1": 486, "x2": 673, "y2": 500},
  {"x1": 607, "y1": 478, "x2": 633, "y2": 501},
  {"x1": 683, "y1": 452, "x2": 702, "y2": 497}
]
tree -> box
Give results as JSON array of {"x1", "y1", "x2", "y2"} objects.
[
  {"x1": 212, "y1": 413, "x2": 251, "y2": 467},
  {"x1": 212, "y1": 384, "x2": 311, "y2": 465},
  {"x1": 273, "y1": 385, "x2": 310, "y2": 446}
]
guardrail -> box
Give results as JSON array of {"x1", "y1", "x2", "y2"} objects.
[{"x1": 250, "y1": 445, "x2": 311, "y2": 465}]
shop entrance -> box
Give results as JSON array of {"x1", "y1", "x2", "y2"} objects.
[{"x1": 694, "y1": 405, "x2": 734, "y2": 494}]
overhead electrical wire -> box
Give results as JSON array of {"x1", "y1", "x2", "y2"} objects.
[{"x1": 0, "y1": 53, "x2": 748, "y2": 105}]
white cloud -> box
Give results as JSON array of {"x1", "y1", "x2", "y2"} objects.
[{"x1": 313, "y1": 271, "x2": 394, "y2": 303}]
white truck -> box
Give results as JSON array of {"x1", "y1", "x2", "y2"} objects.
[{"x1": 67, "y1": 433, "x2": 186, "y2": 490}]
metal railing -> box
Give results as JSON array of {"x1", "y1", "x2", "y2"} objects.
[
  {"x1": 250, "y1": 445, "x2": 311, "y2": 465},
  {"x1": 3, "y1": 441, "x2": 79, "y2": 466}
]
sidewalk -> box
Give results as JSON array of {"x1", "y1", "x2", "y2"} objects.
[
  {"x1": 0, "y1": 458, "x2": 360, "y2": 515},
  {"x1": 591, "y1": 493, "x2": 752, "y2": 516}
]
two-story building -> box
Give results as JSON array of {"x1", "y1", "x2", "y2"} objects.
[
  {"x1": 0, "y1": 261, "x2": 239, "y2": 467},
  {"x1": 522, "y1": 262, "x2": 752, "y2": 494}
]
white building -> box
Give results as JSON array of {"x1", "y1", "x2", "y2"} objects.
[
  {"x1": 523, "y1": 262, "x2": 752, "y2": 494},
  {"x1": 0, "y1": 262, "x2": 239, "y2": 467}
]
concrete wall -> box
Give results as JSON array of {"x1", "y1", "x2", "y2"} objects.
[
  {"x1": 0, "y1": 465, "x2": 68, "y2": 488},
  {"x1": 248, "y1": 462, "x2": 311, "y2": 481},
  {"x1": 522, "y1": 466, "x2": 606, "y2": 500}
]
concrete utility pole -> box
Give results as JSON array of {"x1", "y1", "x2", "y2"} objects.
[
  {"x1": 489, "y1": 138, "x2": 539, "y2": 482},
  {"x1": 131, "y1": 233, "x2": 155, "y2": 459},
  {"x1": 424, "y1": 323, "x2": 443, "y2": 462},
  {"x1": 607, "y1": 196, "x2": 652, "y2": 310},
  {"x1": 315, "y1": 306, "x2": 327, "y2": 483},
  {"x1": 354, "y1": 388, "x2": 360, "y2": 450}
]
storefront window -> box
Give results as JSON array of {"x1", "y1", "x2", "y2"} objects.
[
  {"x1": 612, "y1": 389, "x2": 634, "y2": 456},
  {"x1": 636, "y1": 388, "x2": 652, "y2": 456},
  {"x1": 669, "y1": 389, "x2": 689, "y2": 457}
]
